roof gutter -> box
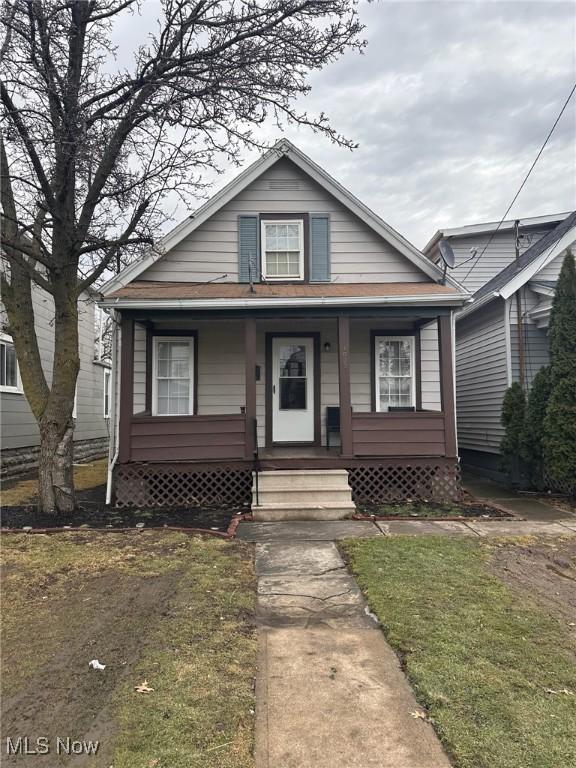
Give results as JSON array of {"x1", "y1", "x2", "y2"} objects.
[
  {"x1": 99, "y1": 293, "x2": 470, "y2": 311},
  {"x1": 456, "y1": 291, "x2": 501, "y2": 320}
]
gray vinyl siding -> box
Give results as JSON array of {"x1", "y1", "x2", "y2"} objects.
[
  {"x1": 134, "y1": 316, "x2": 442, "y2": 448},
  {"x1": 141, "y1": 158, "x2": 429, "y2": 284},
  {"x1": 420, "y1": 320, "x2": 442, "y2": 410},
  {"x1": 133, "y1": 323, "x2": 147, "y2": 414},
  {"x1": 535, "y1": 249, "x2": 571, "y2": 281},
  {"x1": 456, "y1": 298, "x2": 508, "y2": 453},
  {"x1": 0, "y1": 286, "x2": 109, "y2": 450},
  {"x1": 436, "y1": 228, "x2": 551, "y2": 294},
  {"x1": 510, "y1": 324, "x2": 549, "y2": 388}
]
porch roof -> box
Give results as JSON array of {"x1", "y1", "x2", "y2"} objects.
[{"x1": 102, "y1": 281, "x2": 468, "y2": 310}]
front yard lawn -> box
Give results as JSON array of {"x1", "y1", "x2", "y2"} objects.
[
  {"x1": 341, "y1": 536, "x2": 576, "y2": 768},
  {"x1": 1, "y1": 531, "x2": 256, "y2": 767}
]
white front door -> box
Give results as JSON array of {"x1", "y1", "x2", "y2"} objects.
[{"x1": 272, "y1": 337, "x2": 315, "y2": 443}]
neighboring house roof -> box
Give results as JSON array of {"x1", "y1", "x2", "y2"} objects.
[
  {"x1": 100, "y1": 280, "x2": 465, "y2": 310},
  {"x1": 458, "y1": 210, "x2": 576, "y2": 319},
  {"x1": 423, "y1": 211, "x2": 571, "y2": 255},
  {"x1": 102, "y1": 139, "x2": 458, "y2": 296}
]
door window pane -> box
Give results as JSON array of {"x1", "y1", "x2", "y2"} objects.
[
  {"x1": 279, "y1": 345, "x2": 306, "y2": 377},
  {"x1": 280, "y1": 378, "x2": 307, "y2": 410}
]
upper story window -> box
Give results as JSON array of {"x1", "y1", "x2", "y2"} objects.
[
  {"x1": 103, "y1": 368, "x2": 111, "y2": 419},
  {"x1": 0, "y1": 334, "x2": 21, "y2": 393},
  {"x1": 152, "y1": 336, "x2": 195, "y2": 416},
  {"x1": 261, "y1": 220, "x2": 304, "y2": 280},
  {"x1": 375, "y1": 335, "x2": 415, "y2": 411}
]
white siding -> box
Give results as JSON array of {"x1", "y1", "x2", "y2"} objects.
[
  {"x1": 1, "y1": 286, "x2": 109, "y2": 450},
  {"x1": 141, "y1": 158, "x2": 429, "y2": 284},
  {"x1": 535, "y1": 249, "x2": 572, "y2": 282},
  {"x1": 456, "y1": 299, "x2": 508, "y2": 453}
]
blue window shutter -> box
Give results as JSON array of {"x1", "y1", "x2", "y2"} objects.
[
  {"x1": 238, "y1": 215, "x2": 259, "y2": 283},
  {"x1": 310, "y1": 214, "x2": 331, "y2": 282}
]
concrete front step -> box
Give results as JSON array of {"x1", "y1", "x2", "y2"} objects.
[
  {"x1": 255, "y1": 489, "x2": 354, "y2": 505},
  {"x1": 252, "y1": 469, "x2": 356, "y2": 521},
  {"x1": 252, "y1": 502, "x2": 356, "y2": 522}
]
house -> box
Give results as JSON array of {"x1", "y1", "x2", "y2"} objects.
[
  {"x1": 100, "y1": 140, "x2": 468, "y2": 515},
  {"x1": 424, "y1": 211, "x2": 576, "y2": 480},
  {"x1": 0, "y1": 285, "x2": 111, "y2": 478}
]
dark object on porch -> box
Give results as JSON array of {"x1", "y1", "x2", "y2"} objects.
[{"x1": 326, "y1": 406, "x2": 340, "y2": 450}]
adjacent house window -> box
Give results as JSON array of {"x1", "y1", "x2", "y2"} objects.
[
  {"x1": 0, "y1": 334, "x2": 20, "y2": 392},
  {"x1": 152, "y1": 336, "x2": 195, "y2": 416},
  {"x1": 103, "y1": 368, "x2": 111, "y2": 418},
  {"x1": 261, "y1": 220, "x2": 304, "y2": 280},
  {"x1": 374, "y1": 336, "x2": 415, "y2": 411}
]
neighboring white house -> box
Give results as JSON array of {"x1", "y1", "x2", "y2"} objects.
[
  {"x1": 424, "y1": 211, "x2": 576, "y2": 479},
  {"x1": 0, "y1": 284, "x2": 111, "y2": 478}
]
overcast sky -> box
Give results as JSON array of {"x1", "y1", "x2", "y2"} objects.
[{"x1": 114, "y1": 0, "x2": 576, "y2": 249}]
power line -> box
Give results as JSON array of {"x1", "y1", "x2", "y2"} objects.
[{"x1": 461, "y1": 81, "x2": 576, "y2": 284}]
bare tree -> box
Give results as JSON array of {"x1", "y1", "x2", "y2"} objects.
[{"x1": 0, "y1": 0, "x2": 363, "y2": 513}]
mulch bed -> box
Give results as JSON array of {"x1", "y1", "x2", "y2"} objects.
[
  {"x1": 0, "y1": 484, "x2": 244, "y2": 533},
  {"x1": 356, "y1": 499, "x2": 511, "y2": 519}
]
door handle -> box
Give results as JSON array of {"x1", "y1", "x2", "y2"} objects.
[{"x1": 273, "y1": 384, "x2": 276, "y2": 394}]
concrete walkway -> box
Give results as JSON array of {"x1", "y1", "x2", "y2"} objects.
[
  {"x1": 255, "y1": 539, "x2": 452, "y2": 767},
  {"x1": 237, "y1": 517, "x2": 576, "y2": 543},
  {"x1": 462, "y1": 472, "x2": 575, "y2": 521}
]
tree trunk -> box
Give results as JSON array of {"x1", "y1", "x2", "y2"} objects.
[{"x1": 38, "y1": 419, "x2": 76, "y2": 514}]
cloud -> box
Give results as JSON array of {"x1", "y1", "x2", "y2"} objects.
[{"x1": 113, "y1": 1, "x2": 576, "y2": 248}]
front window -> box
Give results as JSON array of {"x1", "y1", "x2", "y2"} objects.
[
  {"x1": 0, "y1": 334, "x2": 20, "y2": 392},
  {"x1": 375, "y1": 336, "x2": 415, "y2": 411},
  {"x1": 262, "y1": 220, "x2": 304, "y2": 280},
  {"x1": 153, "y1": 337, "x2": 194, "y2": 416}
]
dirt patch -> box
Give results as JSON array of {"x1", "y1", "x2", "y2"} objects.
[
  {"x1": 1, "y1": 566, "x2": 183, "y2": 767},
  {"x1": 490, "y1": 537, "x2": 576, "y2": 639}
]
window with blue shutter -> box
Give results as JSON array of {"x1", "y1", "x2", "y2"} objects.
[
  {"x1": 238, "y1": 215, "x2": 260, "y2": 283},
  {"x1": 309, "y1": 214, "x2": 331, "y2": 282}
]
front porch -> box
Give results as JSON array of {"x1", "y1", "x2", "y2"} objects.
[{"x1": 113, "y1": 308, "x2": 459, "y2": 508}]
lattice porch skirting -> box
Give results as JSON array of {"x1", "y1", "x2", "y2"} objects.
[
  {"x1": 347, "y1": 459, "x2": 461, "y2": 505},
  {"x1": 114, "y1": 463, "x2": 253, "y2": 508},
  {"x1": 114, "y1": 458, "x2": 461, "y2": 509}
]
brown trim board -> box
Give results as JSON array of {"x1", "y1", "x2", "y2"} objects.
[{"x1": 265, "y1": 331, "x2": 321, "y2": 449}]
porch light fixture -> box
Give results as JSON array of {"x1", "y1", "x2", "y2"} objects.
[{"x1": 323, "y1": 341, "x2": 331, "y2": 353}]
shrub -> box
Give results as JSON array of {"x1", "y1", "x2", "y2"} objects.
[
  {"x1": 500, "y1": 382, "x2": 526, "y2": 479},
  {"x1": 520, "y1": 366, "x2": 552, "y2": 489},
  {"x1": 543, "y1": 250, "x2": 576, "y2": 492}
]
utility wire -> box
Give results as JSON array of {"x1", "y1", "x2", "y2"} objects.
[{"x1": 461, "y1": 81, "x2": 576, "y2": 284}]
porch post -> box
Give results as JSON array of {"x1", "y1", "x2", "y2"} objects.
[
  {"x1": 337, "y1": 315, "x2": 354, "y2": 457},
  {"x1": 118, "y1": 313, "x2": 134, "y2": 463},
  {"x1": 438, "y1": 313, "x2": 457, "y2": 458},
  {"x1": 244, "y1": 317, "x2": 257, "y2": 458}
]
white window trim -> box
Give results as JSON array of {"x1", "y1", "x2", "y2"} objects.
[
  {"x1": 151, "y1": 335, "x2": 195, "y2": 416},
  {"x1": 261, "y1": 219, "x2": 304, "y2": 281},
  {"x1": 0, "y1": 332, "x2": 23, "y2": 394},
  {"x1": 374, "y1": 335, "x2": 416, "y2": 412},
  {"x1": 103, "y1": 368, "x2": 111, "y2": 418}
]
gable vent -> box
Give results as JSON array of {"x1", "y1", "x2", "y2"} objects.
[{"x1": 268, "y1": 178, "x2": 300, "y2": 191}]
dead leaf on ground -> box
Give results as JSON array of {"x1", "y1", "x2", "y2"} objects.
[
  {"x1": 410, "y1": 710, "x2": 432, "y2": 722},
  {"x1": 134, "y1": 679, "x2": 154, "y2": 694},
  {"x1": 544, "y1": 688, "x2": 574, "y2": 696}
]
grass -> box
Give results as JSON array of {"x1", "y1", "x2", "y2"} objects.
[
  {"x1": 1, "y1": 531, "x2": 257, "y2": 767},
  {"x1": 1, "y1": 457, "x2": 107, "y2": 506},
  {"x1": 341, "y1": 536, "x2": 576, "y2": 768},
  {"x1": 359, "y1": 501, "x2": 466, "y2": 518}
]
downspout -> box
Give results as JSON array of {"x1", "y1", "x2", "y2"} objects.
[{"x1": 106, "y1": 310, "x2": 120, "y2": 505}]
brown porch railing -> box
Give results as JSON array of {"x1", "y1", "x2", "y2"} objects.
[{"x1": 351, "y1": 412, "x2": 446, "y2": 457}]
